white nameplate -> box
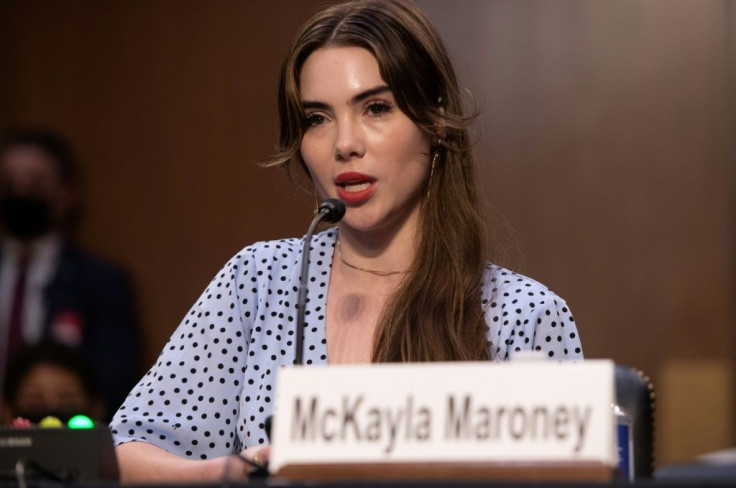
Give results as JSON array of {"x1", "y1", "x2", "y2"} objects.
[{"x1": 269, "y1": 360, "x2": 616, "y2": 478}]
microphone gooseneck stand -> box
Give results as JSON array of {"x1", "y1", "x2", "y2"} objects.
[
  {"x1": 295, "y1": 198, "x2": 345, "y2": 366},
  {"x1": 263, "y1": 199, "x2": 344, "y2": 448}
]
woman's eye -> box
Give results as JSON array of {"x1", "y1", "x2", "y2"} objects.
[
  {"x1": 366, "y1": 101, "x2": 392, "y2": 116},
  {"x1": 305, "y1": 113, "x2": 326, "y2": 127}
]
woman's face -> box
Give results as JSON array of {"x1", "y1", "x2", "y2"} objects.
[{"x1": 299, "y1": 46, "x2": 432, "y2": 237}]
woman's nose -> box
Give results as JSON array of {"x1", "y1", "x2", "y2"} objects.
[{"x1": 334, "y1": 117, "x2": 365, "y2": 161}]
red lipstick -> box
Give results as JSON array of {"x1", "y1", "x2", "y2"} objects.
[{"x1": 335, "y1": 172, "x2": 376, "y2": 205}]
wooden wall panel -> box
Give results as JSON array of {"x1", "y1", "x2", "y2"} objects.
[
  {"x1": 418, "y1": 0, "x2": 736, "y2": 463},
  {"x1": 0, "y1": 0, "x2": 329, "y2": 361}
]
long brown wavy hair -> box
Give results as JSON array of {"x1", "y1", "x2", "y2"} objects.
[{"x1": 271, "y1": 0, "x2": 490, "y2": 362}]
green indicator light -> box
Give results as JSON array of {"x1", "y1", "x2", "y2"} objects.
[{"x1": 68, "y1": 415, "x2": 95, "y2": 429}]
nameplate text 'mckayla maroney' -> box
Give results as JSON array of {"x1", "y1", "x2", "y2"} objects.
[{"x1": 269, "y1": 360, "x2": 616, "y2": 479}]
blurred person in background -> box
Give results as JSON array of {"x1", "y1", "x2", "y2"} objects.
[
  {"x1": 1, "y1": 342, "x2": 105, "y2": 425},
  {"x1": 0, "y1": 127, "x2": 141, "y2": 420}
]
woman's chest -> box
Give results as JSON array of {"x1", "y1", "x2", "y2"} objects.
[{"x1": 324, "y1": 275, "x2": 389, "y2": 364}]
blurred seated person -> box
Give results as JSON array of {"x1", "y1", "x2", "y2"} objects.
[
  {"x1": 1, "y1": 342, "x2": 104, "y2": 424},
  {"x1": 0, "y1": 128, "x2": 141, "y2": 420}
]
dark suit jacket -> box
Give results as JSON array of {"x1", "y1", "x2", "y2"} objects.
[{"x1": 0, "y1": 244, "x2": 142, "y2": 420}]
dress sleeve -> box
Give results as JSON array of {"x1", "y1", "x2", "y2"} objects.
[
  {"x1": 526, "y1": 296, "x2": 583, "y2": 360},
  {"x1": 109, "y1": 248, "x2": 257, "y2": 460},
  {"x1": 483, "y1": 265, "x2": 583, "y2": 361}
]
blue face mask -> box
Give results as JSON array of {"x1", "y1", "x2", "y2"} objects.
[{"x1": 0, "y1": 195, "x2": 53, "y2": 241}]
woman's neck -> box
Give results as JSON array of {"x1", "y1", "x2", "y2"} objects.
[{"x1": 335, "y1": 220, "x2": 417, "y2": 280}]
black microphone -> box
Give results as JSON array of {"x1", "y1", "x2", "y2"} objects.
[
  {"x1": 264, "y1": 198, "x2": 345, "y2": 441},
  {"x1": 263, "y1": 199, "x2": 345, "y2": 448},
  {"x1": 317, "y1": 198, "x2": 346, "y2": 223},
  {"x1": 295, "y1": 199, "x2": 345, "y2": 365}
]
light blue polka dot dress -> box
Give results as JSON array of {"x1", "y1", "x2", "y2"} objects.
[{"x1": 110, "y1": 228, "x2": 582, "y2": 458}]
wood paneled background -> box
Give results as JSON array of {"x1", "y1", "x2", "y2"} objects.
[{"x1": 1, "y1": 0, "x2": 734, "y2": 465}]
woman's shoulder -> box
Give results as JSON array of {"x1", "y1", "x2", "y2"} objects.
[
  {"x1": 481, "y1": 263, "x2": 562, "y2": 301},
  {"x1": 481, "y1": 263, "x2": 581, "y2": 360}
]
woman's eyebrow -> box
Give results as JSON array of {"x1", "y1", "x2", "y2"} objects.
[
  {"x1": 301, "y1": 85, "x2": 391, "y2": 110},
  {"x1": 351, "y1": 85, "x2": 391, "y2": 104}
]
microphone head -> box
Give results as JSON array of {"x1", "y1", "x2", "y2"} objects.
[{"x1": 318, "y1": 199, "x2": 346, "y2": 223}]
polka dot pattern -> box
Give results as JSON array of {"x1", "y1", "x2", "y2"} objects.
[
  {"x1": 110, "y1": 229, "x2": 583, "y2": 458},
  {"x1": 482, "y1": 265, "x2": 582, "y2": 361}
]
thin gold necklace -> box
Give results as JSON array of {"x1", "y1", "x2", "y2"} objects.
[{"x1": 336, "y1": 239, "x2": 407, "y2": 277}]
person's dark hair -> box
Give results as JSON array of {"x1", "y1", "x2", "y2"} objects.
[
  {"x1": 2, "y1": 342, "x2": 100, "y2": 406},
  {"x1": 272, "y1": 0, "x2": 490, "y2": 361},
  {"x1": 0, "y1": 127, "x2": 79, "y2": 185}
]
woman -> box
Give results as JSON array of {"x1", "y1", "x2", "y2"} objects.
[{"x1": 111, "y1": 0, "x2": 583, "y2": 482}]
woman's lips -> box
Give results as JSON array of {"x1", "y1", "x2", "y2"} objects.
[{"x1": 335, "y1": 172, "x2": 376, "y2": 205}]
